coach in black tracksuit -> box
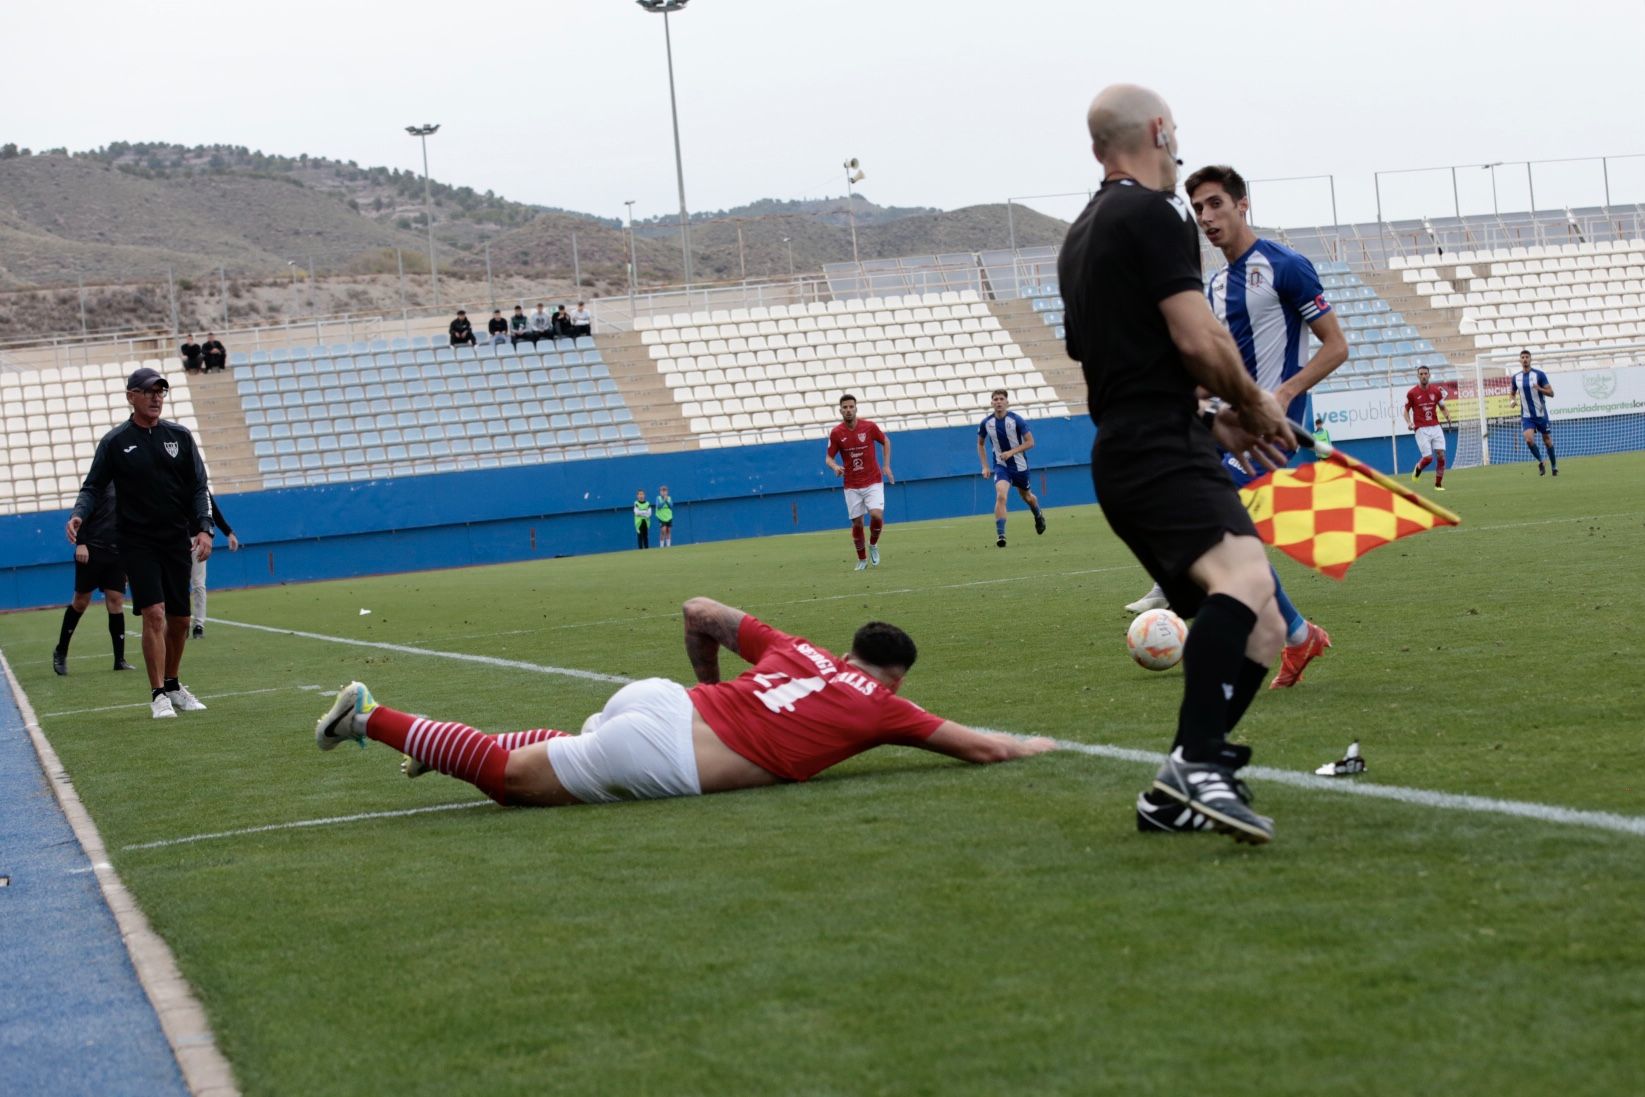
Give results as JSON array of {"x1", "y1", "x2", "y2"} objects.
[
  {"x1": 1058, "y1": 84, "x2": 1291, "y2": 844},
  {"x1": 51, "y1": 483, "x2": 136, "y2": 675},
  {"x1": 67, "y1": 367, "x2": 214, "y2": 718}
]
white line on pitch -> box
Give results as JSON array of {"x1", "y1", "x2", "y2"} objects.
[
  {"x1": 120, "y1": 800, "x2": 490, "y2": 851},
  {"x1": 1032, "y1": 736, "x2": 1645, "y2": 839},
  {"x1": 210, "y1": 618, "x2": 631, "y2": 684},
  {"x1": 1447, "y1": 510, "x2": 1643, "y2": 534},
  {"x1": 397, "y1": 565, "x2": 1140, "y2": 648},
  {"x1": 40, "y1": 686, "x2": 289, "y2": 718}
]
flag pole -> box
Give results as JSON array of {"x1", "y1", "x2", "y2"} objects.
[{"x1": 1284, "y1": 420, "x2": 1461, "y2": 526}]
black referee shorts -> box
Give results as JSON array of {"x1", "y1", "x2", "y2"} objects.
[
  {"x1": 73, "y1": 546, "x2": 128, "y2": 596},
  {"x1": 1092, "y1": 414, "x2": 1258, "y2": 618},
  {"x1": 121, "y1": 540, "x2": 193, "y2": 617}
]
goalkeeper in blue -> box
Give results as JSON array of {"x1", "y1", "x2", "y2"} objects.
[
  {"x1": 1123, "y1": 164, "x2": 1349, "y2": 689},
  {"x1": 976, "y1": 389, "x2": 1046, "y2": 548}
]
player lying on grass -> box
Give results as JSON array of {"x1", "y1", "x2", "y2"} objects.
[{"x1": 315, "y1": 597, "x2": 1055, "y2": 805}]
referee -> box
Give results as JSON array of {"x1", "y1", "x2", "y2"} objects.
[
  {"x1": 1058, "y1": 84, "x2": 1292, "y2": 844},
  {"x1": 67, "y1": 367, "x2": 215, "y2": 720}
]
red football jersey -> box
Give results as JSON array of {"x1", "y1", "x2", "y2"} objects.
[
  {"x1": 1405, "y1": 384, "x2": 1446, "y2": 428},
  {"x1": 689, "y1": 615, "x2": 944, "y2": 782},
  {"x1": 827, "y1": 419, "x2": 887, "y2": 488}
]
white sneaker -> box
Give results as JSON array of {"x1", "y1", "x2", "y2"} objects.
[
  {"x1": 1124, "y1": 585, "x2": 1169, "y2": 613},
  {"x1": 869, "y1": 545, "x2": 880, "y2": 566},
  {"x1": 316, "y1": 681, "x2": 377, "y2": 751},
  {"x1": 854, "y1": 559, "x2": 869, "y2": 571},
  {"x1": 151, "y1": 694, "x2": 177, "y2": 719},
  {"x1": 165, "y1": 685, "x2": 207, "y2": 711}
]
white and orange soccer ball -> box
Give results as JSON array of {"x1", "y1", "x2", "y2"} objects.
[{"x1": 1126, "y1": 608, "x2": 1186, "y2": 671}]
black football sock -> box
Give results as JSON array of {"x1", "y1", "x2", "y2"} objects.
[
  {"x1": 152, "y1": 687, "x2": 167, "y2": 700},
  {"x1": 56, "y1": 606, "x2": 83, "y2": 652},
  {"x1": 1224, "y1": 658, "x2": 1270, "y2": 733},
  {"x1": 163, "y1": 677, "x2": 181, "y2": 693},
  {"x1": 1172, "y1": 594, "x2": 1257, "y2": 763},
  {"x1": 108, "y1": 612, "x2": 126, "y2": 661},
  {"x1": 1546, "y1": 441, "x2": 1557, "y2": 470}
]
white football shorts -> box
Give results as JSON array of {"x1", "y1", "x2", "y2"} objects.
[
  {"x1": 1414, "y1": 425, "x2": 1446, "y2": 458},
  {"x1": 546, "y1": 678, "x2": 701, "y2": 803},
  {"x1": 843, "y1": 482, "x2": 886, "y2": 520}
]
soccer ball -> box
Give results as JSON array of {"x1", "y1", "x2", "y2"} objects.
[{"x1": 1127, "y1": 609, "x2": 1186, "y2": 671}]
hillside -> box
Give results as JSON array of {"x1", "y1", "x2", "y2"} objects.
[{"x1": 0, "y1": 143, "x2": 1072, "y2": 340}]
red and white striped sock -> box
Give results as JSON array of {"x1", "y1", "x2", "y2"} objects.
[
  {"x1": 365, "y1": 706, "x2": 511, "y2": 804},
  {"x1": 495, "y1": 728, "x2": 568, "y2": 750}
]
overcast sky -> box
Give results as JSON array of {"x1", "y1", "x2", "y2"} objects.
[{"x1": 6, "y1": 0, "x2": 1642, "y2": 230}]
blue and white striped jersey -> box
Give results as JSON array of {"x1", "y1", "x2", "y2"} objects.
[
  {"x1": 979, "y1": 411, "x2": 1032, "y2": 472},
  {"x1": 1206, "y1": 238, "x2": 1331, "y2": 423},
  {"x1": 1510, "y1": 368, "x2": 1552, "y2": 419}
]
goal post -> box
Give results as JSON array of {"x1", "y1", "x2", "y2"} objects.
[{"x1": 1453, "y1": 342, "x2": 1645, "y2": 470}]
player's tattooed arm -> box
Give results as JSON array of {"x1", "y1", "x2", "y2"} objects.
[{"x1": 682, "y1": 597, "x2": 747, "y2": 684}]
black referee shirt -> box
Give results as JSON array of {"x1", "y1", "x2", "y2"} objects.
[
  {"x1": 72, "y1": 418, "x2": 212, "y2": 547},
  {"x1": 1057, "y1": 179, "x2": 1205, "y2": 424},
  {"x1": 75, "y1": 483, "x2": 120, "y2": 552}
]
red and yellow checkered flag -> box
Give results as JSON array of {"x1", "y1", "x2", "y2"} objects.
[{"x1": 1239, "y1": 445, "x2": 1460, "y2": 579}]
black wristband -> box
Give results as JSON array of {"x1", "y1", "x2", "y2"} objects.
[{"x1": 1200, "y1": 409, "x2": 1217, "y2": 431}]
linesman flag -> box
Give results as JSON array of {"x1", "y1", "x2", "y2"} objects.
[{"x1": 1239, "y1": 434, "x2": 1460, "y2": 579}]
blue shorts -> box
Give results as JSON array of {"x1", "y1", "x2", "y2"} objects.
[
  {"x1": 1521, "y1": 416, "x2": 1551, "y2": 434},
  {"x1": 1218, "y1": 448, "x2": 1270, "y2": 490},
  {"x1": 993, "y1": 464, "x2": 1031, "y2": 491}
]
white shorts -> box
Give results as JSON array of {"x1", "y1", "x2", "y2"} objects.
[
  {"x1": 843, "y1": 483, "x2": 885, "y2": 520},
  {"x1": 1415, "y1": 425, "x2": 1446, "y2": 458},
  {"x1": 545, "y1": 678, "x2": 701, "y2": 804}
]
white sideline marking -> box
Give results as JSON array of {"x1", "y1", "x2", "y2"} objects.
[
  {"x1": 121, "y1": 800, "x2": 489, "y2": 852},
  {"x1": 1034, "y1": 737, "x2": 1645, "y2": 839},
  {"x1": 398, "y1": 565, "x2": 1141, "y2": 647},
  {"x1": 42, "y1": 686, "x2": 286, "y2": 717},
  {"x1": 153, "y1": 617, "x2": 1645, "y2": 848},
  {"x1": 210, "y1": 618, "x2": 630, "y2": 684},
  {"x1": 1449, "y1": 510, "x2": 1642, "y2": 534}
]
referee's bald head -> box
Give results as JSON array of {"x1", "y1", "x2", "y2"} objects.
[{"x1": 1086, "y1": 84, "x2": 1179, "y2": 187}]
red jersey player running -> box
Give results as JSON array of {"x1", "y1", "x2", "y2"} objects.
[
  {"x1": 1404, "y1": 365, "x2": 1456, "y2": 490},
  {"x1": 825, "y1": 394, "x2": 894, "y2": 571},
  {"x1": 314, "y1": 597, "x2": 1053, "y2": 806}
]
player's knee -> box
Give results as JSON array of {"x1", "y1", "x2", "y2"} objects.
[
  {"x1": 139, "y1": 604, "x2": 166, "y2": 625},
  {"x1": 70, "y1": 592, "x2": 91, "y2": 612},
  {"x1": 1252, "y1": 600, "x2": 1287, "y2": 663},
  {"x1": 104, "y1": 592, "x2": 124, "y2": 612}
]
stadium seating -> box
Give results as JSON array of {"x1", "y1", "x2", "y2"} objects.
[
  {"x1": 1395, "y1": 239, "x2": 1645, "y2": 352},
  {"x1": 1016, "y1": 264, "x2": 1440, "y2": 395},
  {"x1": 232, "y1": 338, "x2": 640, "y2": 488},
  {"x1": 0, "y1": 361, "x2": 199, "y2": 515},
  {"x1": 634, "y1": 291, "x2": 1071, "y2": 447}
]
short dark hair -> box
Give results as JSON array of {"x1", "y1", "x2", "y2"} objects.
[
  {"x1": 852, "y1": 621, "x2": 917, "y2": 673},
  {"x1": 839, "y1": 393, "x2": 857, "y2": 406},
  {"x1": 1520, "y1": 349, "x2": 1532, "y2": 357},
  {"x1": 1184, "y1": 164, "x2": 1248, "y2": 203},
  {"x1": 991, "y1": 388, "x2": 1008, "y2": 399}
]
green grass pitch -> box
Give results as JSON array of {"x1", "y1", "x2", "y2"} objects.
[{"x1": 4, "y1": 453, "x2": 1644, "y2": 1096}]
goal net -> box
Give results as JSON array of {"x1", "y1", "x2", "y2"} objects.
[{"x1": 1451, "y1": 343, "x2": 1645, "y2": 469}]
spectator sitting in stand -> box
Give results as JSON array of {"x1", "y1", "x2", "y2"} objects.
[
  {"x1": 449, "y1": 310, "x2": 477, "y2": 347},
  {"x1": 529, "y1": 304, "x2": 552, "y2": 345},
  {"x1": 510, "y1": 306, "x2": 529, "y2": 345},
  {"x1": 553, "y1": 305, "x2": 573, "y2": 340},
  {"x1": 570, "y1": 301, "x2": 592, "y2": 338},
  {"x1": 201, "y1": 333, "x2": 227, "y2": 372},
  {"x1": 180, "y1": 333, "x2": 204, "y2": 373},
  {"x1": 487, "y1": 309, "x2": 509, "y2": 346}
]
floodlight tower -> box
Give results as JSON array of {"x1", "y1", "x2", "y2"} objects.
[
  {"x1": 405, "y1": 123, "x2": 442, "y2": 305},
  {"x1": 844, "y1": 158, "x2": 866, "y2": 265},
  {"x1": 636, "y1": 0, "x2": 694, "y2": 287}
]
